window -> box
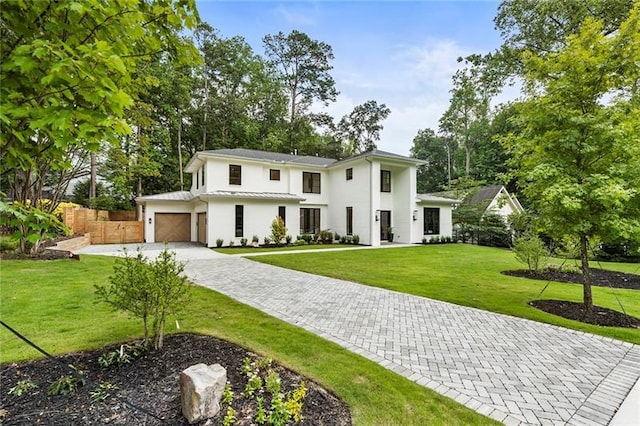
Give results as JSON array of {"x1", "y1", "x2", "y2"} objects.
[
  {"x1": 346, "y1": 168, "x2": 353, "y2": 180},
  {"x1": 195, "y1": 169, "x2": 199, "y2": 189},
  {"x1": 302, "y1": 172, "x2": 321, "y2": 193},
  {"x1": 270, "y1": 169, "x2": 281, "y2": 181},
  {"x1": 300, "y1": 208, "x2": 320, "y2": 234},
  {"x1": 424, "y1": 208, "x2": 440, "y2": 235},
  {"x1": 381, "y1": 170, "x2": 391, "y2": 192},
  {"x1": 229, "y1": 164, "x2": 241, "y2": 185},
  {"x1": 278, "y1": 206, "x2": 286, "y2": 225},
  {"x1": 201, "y1": 166, "x2": 205, "y2": 186},
  {"x1": 346, "y1": 207, "x2": 353, "y2": 235},
  {"x1": 235, "y1": 205, "x2": 244, "y2": 237}
]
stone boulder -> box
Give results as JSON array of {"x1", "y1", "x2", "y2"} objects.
[{"x1": 179, "y1": 363, "x2": 227, "y2": 424}]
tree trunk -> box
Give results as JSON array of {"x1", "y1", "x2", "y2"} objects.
[
  {"x1": 579, "y1": 233, "x2": 593, "y2": 313},
  {"x1": 177, "y1": 114, "x2": 184, "y2": 191},
  {"x1": 202, "y1": 69, "x2": 208, "y2": 151},
  {"x1": 465, "y1": 146, "x2": 471, "y2": 176},
  {"x1": 90, "y1": 153, "x2": 96, "y2": 201}
]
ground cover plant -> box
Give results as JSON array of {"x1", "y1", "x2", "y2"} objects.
[
  {"x1": 255, "y1": 244, "x2": 640, "y2": 344},
  {"x1": 214, "y1": 244, "x2": 360, "y2": 255},
  {"x1": 0, "y1": 256, "x2": 494, "y2": 425}
]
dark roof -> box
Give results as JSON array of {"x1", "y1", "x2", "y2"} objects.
[
  {"x1": 202, "y1": 148, "x2": 337, "y2": 167},
  {"x1": 468, "y1": 185, "x2": 503, "y2": 204},
  {"x1": 332, "y1": 149, "x2": 425, "y2": 166}
]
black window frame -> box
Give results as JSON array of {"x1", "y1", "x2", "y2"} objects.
[
  {"x1": 380, "y1": 170, "x2": 391, "y2": 192},
  {"x1": 423, "y1": 207, "x2": 440, "y2": 235},
  {"x1": 201, "y1": 166, "x2": 205, "y2": 186},
  {"x1": 302, "y1": 172, "x2": 321, "y2": 194},
  {"x1": 229, "y1": 164, "x2": 242, "y2": 185},
  {"x1": 346, "y1": 207, "x2": 353, "y2": 235},
  {"x1": 270, "y1": 169, "x2": 281, "y2": 181},
  {"x1": 300, "y1": 208, "x2": 320, "y2": 234},
  {"x1": 346, "y1": 168, "x2": 353, "y2": 180},
  {"x1": 278, "y1": 206, "x2": 286, "y2": 225},
  {"x1": 196, "y1": 169, "x2": 199, "y2": 189},
  {"x1": 235, "y1": 205, "x2": 244, "y2": 237}
]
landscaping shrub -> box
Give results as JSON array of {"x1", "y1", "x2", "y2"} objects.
[
  {"x1": 513, "y1": 235, "x2": 549, "y2": 273},
  {"x1": 216, "y1": 238, "x2": 224, "y2": 248},
  {"x1": 240, "y1": 238, "x2": 248, "y2": 247},
  {"x1": 252, "y1": 235, "x2": 260, "y2": 244},
  {"x1": 319, "y1": 229, "x2": 333, "y2": 244},
  {"x1": 300, "y1": 234, "x2": 313, "y2": 244},
  {"x1": 352, "y1": 234, "x2": 360, "y2": 245},
  {"x1": 270, "y1": 216, "x2": 287, "y2": 246},
  {"x1": 95, "y1": 246, "x2": 191, "y2": 349},
  {"x1": 285, "y1": 235, "x2": 292, "y2": 245}
]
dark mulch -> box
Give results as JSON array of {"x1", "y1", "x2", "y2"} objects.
[
  {"x1": 0, "y1": 334, "x2": 352, "y2": 425},
  {"x1": 503, "y1": 267, "x2": 640, "y2": 328},
  {"x1": 0, "y1": 234, "x2": 84, "y2": 260},
  {"x1": 529, "y1": 300, "x2": 640, "y2": 328},
  {"x1": 502, "y1": 267, "x2": 640, "y2": 290}
]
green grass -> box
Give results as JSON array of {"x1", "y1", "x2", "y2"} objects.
[
  {"x1": 214, "y1": 243, "x2": 356, "y2": 254},
  {"x1": 0, "y1": 256, "x2": 496, "y2": 425},
  {"x1": 255, "y1": 244, "x2": 640, "y2": 345}
]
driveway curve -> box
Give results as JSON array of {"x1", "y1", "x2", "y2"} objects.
[{"x1": 79, "y1": 244, "x2": 639, "y2": 425}]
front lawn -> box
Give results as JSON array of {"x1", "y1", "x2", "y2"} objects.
[
  {"x1": 0, "y1": 256, "x2": 495, "y2": 425},
  {"x1": 254, "y1": 244, "x2": 640, "y2": 344}
]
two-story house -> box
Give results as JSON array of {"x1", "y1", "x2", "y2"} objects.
[{"x1": 136, "y1": 148, "x2": 458, "y2": 247}]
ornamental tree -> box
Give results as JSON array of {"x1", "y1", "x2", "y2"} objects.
[{"x1": 503, "y1": 5, "x2": 640, "y2": 311}]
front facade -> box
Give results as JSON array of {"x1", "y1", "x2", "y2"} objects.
[{"x1": 137, "y1": 149, "x2": 458, "y2": 247}]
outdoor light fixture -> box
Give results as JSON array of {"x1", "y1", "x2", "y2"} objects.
[
  {"x1": 148, "y1": 218, "x2": 152, "y2": 224},
  {"x1": 375, "y1": 210, "x2": 380, "y2": 221},
  {"x1": 413, "y1": 210, "x2": 418, "y2": 221}
]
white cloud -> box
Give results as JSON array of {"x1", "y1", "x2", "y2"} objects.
[{"x1": 274, "y1": 3, "x2": 318, "y2": 27}]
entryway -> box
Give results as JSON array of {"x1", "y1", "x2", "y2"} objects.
[
  {"x1": 197, "y1": 212, "x2": 207, "y2": 245},
  {"x1": 379, "y1": 210, "x2": 391, "y2": 241}
]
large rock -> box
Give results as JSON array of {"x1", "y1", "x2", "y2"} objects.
[{"x1": 179, "y1": 363, "x2": 227, "y2": 424}]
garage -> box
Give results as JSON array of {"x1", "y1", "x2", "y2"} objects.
[{"x1": 154, "y1": 213, "x2": 191, "y2": 242}]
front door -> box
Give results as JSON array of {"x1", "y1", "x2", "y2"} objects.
[
  {"x1": 197, "y1": 212, "x2": 207, "y2": 245},
  {"x1": 380, "y1": 210, "x2": 391, "y2": 241}
]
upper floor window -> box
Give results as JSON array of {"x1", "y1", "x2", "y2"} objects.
[
  {"x1": 346, "y1": 168, "x2": 353, "y2": 180},
  {"x1": 229, "y1": 164, "x2": 241, "y2": 185},
  {"x1": 201, "y1": 166, "x2": 205, "y2": 186},
  {"x1": 381, "y1": 170, "x2": 391, "y2": 192},
  {"x1": 270, "y1": 169, "x2": 281, "y2": 181},
  {"x1": 196, "y1": 169, "x2": 199, "y2": 189},
  {"x1": 303, "y1": 172, "x2": 321, "y2": 194}
]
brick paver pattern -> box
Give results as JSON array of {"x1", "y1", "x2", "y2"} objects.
[{"x1": 184, "y1": 257, "x2": 640, "y2": 426}]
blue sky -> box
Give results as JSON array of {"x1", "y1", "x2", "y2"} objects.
[{"x1": 196, "y1": 1, "x2": 510, "y2": 155}]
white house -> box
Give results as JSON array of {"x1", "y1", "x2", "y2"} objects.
[
  {"x1": 467, "y1": 185, "x2": 524, "y2": 220},
  {"x1": 136, "y1": 148, "x2": 459, "y2": 247}
]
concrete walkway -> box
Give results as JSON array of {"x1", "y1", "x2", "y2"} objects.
[{"x1": 80, "y1": 244, "x2": 640, "y2": 425}]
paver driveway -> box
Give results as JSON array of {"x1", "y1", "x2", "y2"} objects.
[
  {"x1": 80, "y1": 244, "x2": 639, "y2": 425},
  {"x1": 184, "y1": 255, "x2": 640, "y2": 426}
]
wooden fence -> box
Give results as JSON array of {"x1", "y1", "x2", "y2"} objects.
[{"x1": 63, "y1": 207, "x2": 143, "y2": 244}]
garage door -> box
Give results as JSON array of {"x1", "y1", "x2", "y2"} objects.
[{"x1": 155, "y1": 213, "x2": 190, "y2": 242}]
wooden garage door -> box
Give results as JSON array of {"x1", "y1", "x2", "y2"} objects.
[{"x1": 155, "y1": 213, "x2": 190, "y2": 242}]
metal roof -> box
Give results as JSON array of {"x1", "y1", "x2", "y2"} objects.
[
  {"x1": 416, "y1": 194, "x2": 462, "y2": 204},
  {"x1": 332, "y1": 149, "x2": 426, "y2": 166},
  {"x1": 136, "y1": 191, "x2": 194, "y2": 202},
  {"x1": 199, "y1": 190, "x2": 306, "y2": 201}
]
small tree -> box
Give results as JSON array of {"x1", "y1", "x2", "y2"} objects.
[
  {"x1": 0, "y1": 200, "x2": 68, "y2": 254},
  {"x1": 95, "y1": 246, "x2": 190, "y2": 350},
  {"x1": 270, "y1": 216, "x2": 287, "y2": 246},
  {"x1": 513, "y1": 235, "x2": 549, "y2": 273}
]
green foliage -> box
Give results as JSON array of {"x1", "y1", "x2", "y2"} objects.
[
  {"x1": 223, "y1": 406, "x2": 236, "y2": 426},
  {"x1": 478, "y1": 213, "x2": 511, "y2": 248},
  {"x1": 1, "y1": 0, "x2": 200, "y2": 216},
  {"x1": 502, "y1": 4, "x2": 640, "y2": 307},
  {"x1": 336, "y1": 100, "x2": 391, "y2": 154},
  {"x1": 8, "y1": 379, "x2": 37, "y2": 396},
  {"x1": 90, "y1": 382, "x2": 119, "y2": 404},
  {"x1": 285, "y1": 235, "x2": 292, "y2": 245},
  {"x1": 270, "y1": 216, "x2": 287, "y2": 246},
  {"x1": 98, "y1": 343, "x2": 146, "y2": 369},
  {"x1": 0, "y1": 236, "x2": 18, "y2": 252},
  {"x1": 0, "y1": 200, "x2": 69, "y2": 254},
  {"x1": 263, "y1": 236, "x2": 271, "y2": 246},
  {"x1": 48, "y1": 365, "x2": 86, "y2": 396},
  {"x1": 94, "y1": 246, "x2": 191, "y2": 350},
  {"x1": 222, "y1": 382, "x2": 234, "y2": 405},
  {"x1": 352, "y1": 234, "x2": 360, "y2": 245},
  {"x1": 410, "y1": 128, "x2": 451, "y2": 192},
  {"x1": 513, "y1": 235, "x2": 549, "y2": 272},
  {"x1": 71, "y1": 178, "x2": 131, "y2": 211},
  {"x1": 318, "y1": 229, "x2": 333, "y2": 244},
  {"x1": 216, "y1": 238, "x2": 224, "y2": 248},
  {"x1": 252, "y1": 235, "x2": 260, "y2": 243},
  {"x1": 240, "y1": 238, "x2": 248, "y2": 247}
]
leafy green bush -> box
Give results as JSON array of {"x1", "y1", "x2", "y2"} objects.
[
  {"x1": 513, "y1": 235, "x2": 549, "y2": 272},
  {"x1": 270, "y1": 216, "x2": 287, "y2": 246},
  {"x1": 352, "y1": 234, "x2": 360, "y2": 244},
  {"x1": 285, "y1": 235, "x2": 292, "y2": 245},
  {"x1": 240, "y1": 238, "x2": 248, "y2": 247},
  {"x1": 318, "y1": 229, "x2": 333, "y2": 243},
  {"x1": 216, "y1": 238, "x2": 224, "y2": 248},
  {"x1": 8, "y1": 379, "x2": 37, "y2": 396},
  {"x1": 95, "y1": 246, "x2": 191, "y2": 349},
  {"x1": 0, "y1": 200, "x2": 68, "y2": 254}
]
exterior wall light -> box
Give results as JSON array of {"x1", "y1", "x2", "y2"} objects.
[
  {"x1": 148, "y1": 217, "x2": 152, "y2": 224},
  {"x1": 375, "y1": 210, "x2": 380, "y2": 221},
  {"x1": 413, "y1": 210, "x2": 418, "y2": 221}
]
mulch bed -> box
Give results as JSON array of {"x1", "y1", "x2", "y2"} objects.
[
  {"x1": 503, "y1": 267, "x2": 640, "y2": 328},
  {"x1": 502, "y1": 267, "x2": 640, "y2": 290},
  {"x1": 0, "y1": 234, "x2": 84, "y2": 261},
  {"x1": 0, "y1": 334, "x2": 352, "y2": 425},
  {"x1": 529, "y1": 300, "x2": 640, "y2": 328}
]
